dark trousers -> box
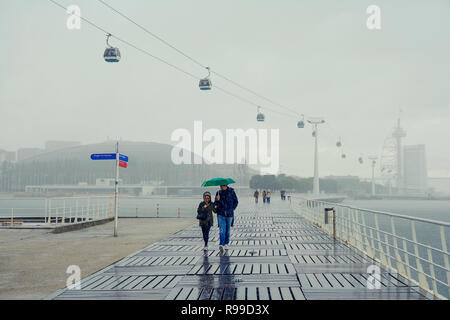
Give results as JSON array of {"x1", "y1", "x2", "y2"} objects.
[{"x1": 201, "y1": 225, "x2": 211, "y2": 246}]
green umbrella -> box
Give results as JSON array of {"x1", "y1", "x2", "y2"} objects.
[{"x1": 201, "y1": 177, "x2": 236, "y2": 187}]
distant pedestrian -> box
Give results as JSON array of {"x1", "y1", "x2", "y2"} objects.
[
  {"x1": 197, "y1": 191, "x2": 215, "y2": 251},
  {"x1": 253, "y1": 190, "x2": 259, "y2": 203},
  {"x1": 214, "y1": 184, "x2": 239, "y2": 252},
  {"x1": 262, "y1": 190, "x2": 267, "y2": 203},
  {"x1": 266, "y1": 190, "x2": 271, "y2": 204}
]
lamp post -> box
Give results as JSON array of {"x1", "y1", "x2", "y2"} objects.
[
  {"x1": 307, "y1": 118, "x2": 325, "y2": 196},
  {"x1": 368, "y1": 156, "x2": 378, "y2": 197}
]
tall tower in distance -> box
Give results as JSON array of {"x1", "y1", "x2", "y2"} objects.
[{"x1": 392, "y1": 118, "x2": 407, "y2": 193}]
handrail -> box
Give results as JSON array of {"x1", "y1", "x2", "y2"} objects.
[
  {"x1": 305, "y1": 198, "x2": 450, "y2": 227},
  {"x1": 290, "y1": 195, "x2": 450, "y2": 300}
]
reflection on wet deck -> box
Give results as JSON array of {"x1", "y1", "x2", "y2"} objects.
[{"x1": 49, "y1": 203, "x2": 429, "y2": 300}]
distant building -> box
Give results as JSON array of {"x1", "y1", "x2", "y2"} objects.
[
  {"x1": 403, "y1": 144, "x2": 428, "y2": 192},
  {"x1": 16, "y1": 148, "x2": 44, "y2": 161},
  {"x1": 428, "y1": 177, "x2": 450, "y2": 196},
  {"x1": 45, "y1": 141, "x2": 80, "y2": 152},
  {"x1": 2, "y1": 140, "x2": 254, "y2": 192},
  {"x1": 0, "y1": 149, "x2": 16, "y2": 162}
]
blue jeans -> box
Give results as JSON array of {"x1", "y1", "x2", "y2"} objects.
[{"x1": 217, "y1": 215, "x2": 233, "y2": 246}]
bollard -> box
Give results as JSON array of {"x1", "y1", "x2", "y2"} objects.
[
  {"x1": 177, "y1": 208, "x2": 180, "y2": 218},
  {"x1": 332, "y1": 209, "x2": 336, "y2": 239},
  {"x1": 324, "y1": 208, "x2": 337, "y2": 239},
  {"x1": 324, "y1": 207, "x2": 333, "y2": 225},
  {"x1": 157, "y1": 203, "x2": 159, "y2": 218}
]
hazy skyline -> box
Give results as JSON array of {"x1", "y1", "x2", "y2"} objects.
[{"x1": 1, "y1": 0, "x2": 450, "y2": 178}]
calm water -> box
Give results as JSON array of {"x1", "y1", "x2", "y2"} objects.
[{"x1": 343, "y1": 199, "x2": 450, "y2": 223}]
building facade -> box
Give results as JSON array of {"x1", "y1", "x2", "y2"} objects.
[{"x1": 403, "y1": 144, "x2": 428, "y2": 193}]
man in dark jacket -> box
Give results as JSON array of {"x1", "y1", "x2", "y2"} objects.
[
  {"x1": 214, "y1": 185, "x2": 238, "y2": 251},
  {"x1": 253, "y1": 190, "x2": 259, "y2": 203}
]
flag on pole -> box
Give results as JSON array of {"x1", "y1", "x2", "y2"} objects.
[{"x1": 119, "y1": 160, "x2": 127, "y2": 168}]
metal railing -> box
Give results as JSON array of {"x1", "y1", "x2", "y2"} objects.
[
  {"x1": 0, "y1": 196, "x2": 114, "y2": 227},
  {"x1": 290, "y1": 196, "x2": 450, "y2": 300}
]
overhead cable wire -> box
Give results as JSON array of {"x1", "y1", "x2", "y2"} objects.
[
  {"x1": 95, "y1": 0, "x2": 300, "y2": 117},
  {"x1": 49, "y1": 0, "x2": 296, "y2": 119}
]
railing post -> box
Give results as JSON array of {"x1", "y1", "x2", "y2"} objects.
[
  {"x1": 360, "y1": 213, "x2": 374, "y2": 259},
  {"x1": 62, "y1": 200, "x2": 66, "y2": 225},
  {"x1": 439, "y1": 226, "x2": 450, "y2": 298},
  {"x1": 87, "y1": 197, "x2": 90, "y2": 221},
  {"x1": 390, "y1": 217, "x2": 406, "y2": 276},
  {"x1": 384, "y1": 233, "x2": 392, "y2": 269},
  {"x1": 402, "y1": 239, "x2": 412, "y2": 279},
  {"x1": 354, "y1": 209, "x2": 364, "y2": 252},
  {"x1": 427, "y1": 248, "x2": 438, "y2": 296},
  {"x1": 410, "y1": 220, "x2": 430, "y2": 291},
  {"x1": 374, "y1": 215, "x2": 387, "y2": 265},
  {"x1": 74, "y1": 202, "x2": 78, "y2": 223},
  {"x1": 157, "y1": 203, "x2": 159, "y2": 218},
  {"x1": 47, "y1": 199, "x2": 52, "y2": 224},
  {"x1": 10, "y1": 208, "x2": 14, "y2": 226},
  {"x1": 44, "y1": 198, "x2": 48, "y2": 224},
  {"x1": 351, "y1": 209, "x2": 357, "y2": 247},
  {"x1": 178, "y1": 208, "x2": 180, "y2": 218},
  {"x1": 136, "y1": 206, "x2": 138, "y2": 218}
]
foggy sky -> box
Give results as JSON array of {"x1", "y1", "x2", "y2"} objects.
[{"x1": 1, "y1": 0, "x2": 449, "y2": 178}]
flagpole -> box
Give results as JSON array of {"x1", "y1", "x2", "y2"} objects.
[{"x1": 114, "y1": 141, "x2": 119, "y2": 237}]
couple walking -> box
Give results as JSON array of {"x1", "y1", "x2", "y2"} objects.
[{"x1": 196, "y1": 184, "x2": 238, "y2": 252}]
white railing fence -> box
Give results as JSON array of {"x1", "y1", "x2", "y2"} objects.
[
  {"x1": 290, "y1": 196, "x2": 450, "y2": 300},
  {"x1": 0, "y1": 196, "x2": 114, "y2": 226}
]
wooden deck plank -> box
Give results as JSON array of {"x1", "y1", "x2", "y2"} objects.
[{"x1": 48, "y1": 203, "x2": 429, "y2": 300}]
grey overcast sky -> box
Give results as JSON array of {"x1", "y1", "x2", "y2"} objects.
[{"x1": 0, "y1": 0, "x2": 449, "y2": 178}]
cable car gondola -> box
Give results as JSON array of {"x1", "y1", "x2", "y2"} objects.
[
  {"x1": 341, "y1": 153, "x2": 346, "y2": 159},
  {"x1": 358, "y1": 156, "x2": 363, "y2": 164},
  {"x1": 103, "y1": 34, "x2": 121, "y2": 63},
  {"x1": 199, "y1": 67, "x2": 212, "y2": 90},
  {"x1": 336, "y1": 137, "x2": 342, "y2": 148},
  {"x1": 256, "y1": 106, "x2": 265, "y2": 122},
  {"x1": 297, "y1": 114, "x2": 305, "y2": 128}
]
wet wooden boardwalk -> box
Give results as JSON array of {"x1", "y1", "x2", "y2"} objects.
[{"x1": 49, "y1": 202, "x2": 429, "y2": 300}]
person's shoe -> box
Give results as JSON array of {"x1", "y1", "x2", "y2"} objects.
[
  {"x1": 203, "y1": 245, "x2": 208, "y2": 251},
  {"x1": 219, "y1": 245, "x2": 224, "y2": 252},
  {"x1": 224, "y1": 244, "x2": 229, "y2": 250}
]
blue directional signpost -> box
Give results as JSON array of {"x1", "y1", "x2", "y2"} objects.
[{"x1": 91, "y1": 142, "x2": 128, "y2": 237}]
